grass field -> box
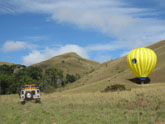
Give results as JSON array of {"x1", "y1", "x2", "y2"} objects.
[
  {"x1": 0, "y1": 83, "x2": 165, "y2": 124},
  {"x1": 0, "y1": 41, "x2": 165, "y2": 124}
]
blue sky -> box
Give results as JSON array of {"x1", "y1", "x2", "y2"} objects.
[{"x1": 0, "y1": 0, "x2": 165, "y2": 65}]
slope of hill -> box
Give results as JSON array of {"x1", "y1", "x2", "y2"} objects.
[
  {"x1": 64, "y1": 40, "x2": 165, "y2": 93},
  {"x1": 33, "y1": 52, "x2": 100, "y2": 77},
  {"x1": 0, "y1": 61, "x2": 13, "y2": 65},
  {"x1": 119, "y1": 40, "x2": 165, "y2": 83},
  {"x1": 147, "y1": 40, "x2": 165, "y2": 82}
]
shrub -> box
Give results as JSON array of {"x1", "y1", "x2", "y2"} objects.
[
  {"x1": 103, "y1": 84, "x2": 127, "y2": 92},
  {"x1": 66, "y1": 74, "x2": 77, "y2": 83}
]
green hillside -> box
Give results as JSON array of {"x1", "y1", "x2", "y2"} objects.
[{"x1": 32, "y1": 52, "x2": 100, "y2": 77}]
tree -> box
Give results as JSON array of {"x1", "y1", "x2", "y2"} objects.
[
  {"x1": 44, "y1": 67, "x2": 64, "y2": 88},
  {"x1": 0, "y1": 64, "x2": 82, "y2": 94},
  {"x1": 0, "y1": 64, "x2": 14, "y2": 75},
  {"x1": 26, "y1": 66, "x2": 42, "y2": 81},
  {"x1": 0, "y1": 74, "x2": 15, "y2": 94},
  {"x1": 66, "y1": 74, "x2": 77, "y2": 83},
  {"x1": 0, "y1": 64, "x2": 43, "y2": 94}
]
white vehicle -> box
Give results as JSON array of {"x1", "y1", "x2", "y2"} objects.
[{"x1": 19, "y1": 84, "x2": 41, "y2": 104}]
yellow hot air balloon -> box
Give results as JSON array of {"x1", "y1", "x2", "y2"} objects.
[{"x1": 127, "y1": 48, "x2": 157, "y2": 81}]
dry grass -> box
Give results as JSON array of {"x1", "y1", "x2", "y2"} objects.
[
  {"x1": 1, "y1": 83, "x2": 165, "y2": 124},
  {"x1": 66, "y1": 40, "x2": 165, "y2": 90},
  {"x1": 32, "y1": 52, "x2": 100, "y2": 77}
]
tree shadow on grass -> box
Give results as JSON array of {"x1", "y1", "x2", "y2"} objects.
[{"x1": 128, "y1": 77, "x2": 150, "y2": 84}]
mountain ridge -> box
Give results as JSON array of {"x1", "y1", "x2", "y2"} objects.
[{"x1": 32, "y1": 52, "x2": 100, "y2": 77}]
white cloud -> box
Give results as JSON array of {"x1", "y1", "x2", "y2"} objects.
[
  {"x1": 86, "y1": 44, "x2": 119, "y2": 51},
  {"x1": 22, "y1": 44, "x2": 88, "y2": 65},
  {"x1": 1, "y1": 0, "x2": 165, "y2": 49},
  {"x1": 57, "y1": 45, "x2": 89, "y2": 58},
  {"x1": 2, "y1": 0, "x2": 165, "y2": 64},
  {"x1": 23, "y1": 42, "x2": 124, "y2": 65},
  {"x1": 94, "y1": 54, "x2": 112, "y2": 63},
  {"x1": 2, "y1": 40, "x2": 36, "y2": 52},
  {"x1": 2, "y1": 41, "x2": 27, "y2": 52},
  {"x1": 22, "y1": 51, "x2": 46, "y2": 65},
  {"x1": 120, "y1": 51, "x2": 129, "y2": 57}
]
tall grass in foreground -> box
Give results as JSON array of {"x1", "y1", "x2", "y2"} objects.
[{"x1": 0, "y1": 83, "x2": 165, "y2": 124}]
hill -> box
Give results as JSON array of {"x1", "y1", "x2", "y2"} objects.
[
  {"x1": 64, "y1": 40, "x2": 165, "y2": 93},
  {"x1": 32, "y1": 52, "x2": 100, "y2": 77},
  {"x1": 0, "y1": 61, "x2": 13, "y2": 65}
]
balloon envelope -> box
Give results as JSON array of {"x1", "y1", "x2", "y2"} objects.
[{"x1": 127, "y1": 48, "x2": 157, "y2": 80}]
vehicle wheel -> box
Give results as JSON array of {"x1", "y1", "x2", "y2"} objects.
[
  {"x1": 21, "y1": 101, "x2": 25, "y2": 105},
  {"x1": 25, "y1": 92, "x2": 33, "y2": 100}
]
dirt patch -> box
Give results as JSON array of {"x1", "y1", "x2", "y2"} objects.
[
  {"x1": 21, "y1": 121, "x2": 26, "y2": 124},
  {"x1": 128, "y1": 98, "x2": 152, "y2": 109}
]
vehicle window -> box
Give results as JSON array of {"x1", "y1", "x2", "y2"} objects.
[
  {"x1": 37, "y1": 90, "x2": 40, "y2": 94},
  {"x1": 21, "y1": 91, "x2": 24, "y2": 94},
  {"x1": 32, "y1": 91, "x2": 35, "y2": 95}
]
